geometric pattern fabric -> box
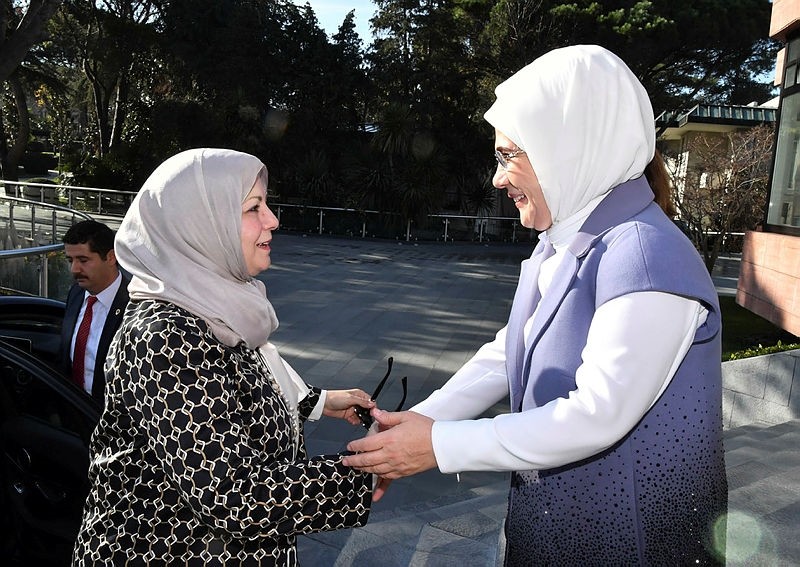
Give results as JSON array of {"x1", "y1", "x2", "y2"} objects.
[{"x1": 72, "y1": 300, "x2": 372, "y2": 565}]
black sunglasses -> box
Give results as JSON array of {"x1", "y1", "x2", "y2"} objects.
[{"x1": 355, "y1": 357, "x2": 408, "y2": 429}]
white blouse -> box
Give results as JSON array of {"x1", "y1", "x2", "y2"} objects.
[{"x1": 411, "y1": 198, "x2": 708, "y2": 474}]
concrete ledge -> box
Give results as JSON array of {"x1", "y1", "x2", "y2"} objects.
[{"x1": 722, "y1": 349, "x2": 800, "y2": 428}]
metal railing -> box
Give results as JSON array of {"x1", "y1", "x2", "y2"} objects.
[
  {"x1": 0, "y1": 182, "x2": 752, "y2": 298},
  {"x1": 0, "y1": 195, "x2": 93, "y2": 298},
  {"x1": 0, "y1": 243, "x2": 65, "y2": 297},
  {"x1": 1, "y1": 181, "x2": 534, "y2": 244},
  {"x1": 0, "y1": 195, "x2": 92, "y2": 251},
  {"x1": 0, "y1": 179, "x2": 136, "y2": 217},
  {"x1": 656, "y1": 104, "x2": 778, "y2": 129},
  {"x1": 270, "y1": 203, "x2": 533, "y2": 243},
  {"x1": 0, "y1": 185, "x2": 534, "y2": 297}
]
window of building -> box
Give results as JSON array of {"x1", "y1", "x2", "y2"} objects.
[{"x1": 767, "y1": 36, "x2": 800, "y2": 233}]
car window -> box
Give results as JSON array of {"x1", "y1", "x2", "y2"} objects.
[{"x1": 0, "y1": 313, "x2": 62, "y2": 365}]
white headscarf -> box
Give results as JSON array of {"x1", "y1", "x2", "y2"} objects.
[
  {"x1": 484, "y1": 44, "x2": 655, "y2": 226},
  {"x1": 115, "y1": 148, "x2": 277, "y2": 349}
]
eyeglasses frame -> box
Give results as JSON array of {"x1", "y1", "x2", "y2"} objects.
[
  {"x1": 355, "y1": 356, "x2": 408, "y2": 429},
  {"x1": 495, "y1": 148, "x2": 526, "y2": 170}
]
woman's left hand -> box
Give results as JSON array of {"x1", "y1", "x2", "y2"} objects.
[{"x1": 323, "y1": 389, "x2": 375, "y2": 425}]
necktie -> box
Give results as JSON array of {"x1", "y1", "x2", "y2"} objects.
[{"x1": 72, "y1": 295, "x2": 98, "y2": 389}]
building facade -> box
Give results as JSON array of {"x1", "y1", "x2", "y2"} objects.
[
  {"x1": 656, "y1": 102, "x2": 777, "y2": 204},
  {"x1": 737, "y1": 0, "x2": 800, "y2": 337}
]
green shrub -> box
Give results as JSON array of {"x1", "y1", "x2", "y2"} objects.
[
  {"x1": 726, "y1": 341, "x2": 800, "y2": 361},
  {"x1": 720, "y1": 296, "x2": 798, "y2": 360}
]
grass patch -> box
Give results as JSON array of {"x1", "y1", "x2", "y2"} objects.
[{"x1": 720, "y1": 295, "x2": 799, "y2": 360}]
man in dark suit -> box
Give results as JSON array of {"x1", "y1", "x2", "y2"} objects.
[{"x1": 60, "y1": 220, "x2": 130, "y2": 405}]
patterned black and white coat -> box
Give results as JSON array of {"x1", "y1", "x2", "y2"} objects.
[{"x1": 72, "y1": 300, "x2": 372, "y2": 566}]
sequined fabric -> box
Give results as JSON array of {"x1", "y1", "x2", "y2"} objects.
[
  {"x1": 503, "y1": 183, "x2": 726, "y2": 565},
  {"x1": 505, "y1": 381, "x2": 728, "y2": 566}
]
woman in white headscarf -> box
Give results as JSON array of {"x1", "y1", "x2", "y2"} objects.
[
  {"x1": 345, "y1": 45, "x2": 727, "y2": 565},
  {"x1": 72, "y1": 148, "x2": 375, "y2": 566}
]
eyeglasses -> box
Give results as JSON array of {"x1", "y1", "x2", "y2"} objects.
[
  {"x1": 355, "y1": 356, "x2": 408, "y2": 429},
  {"x1": 495, "y1": 148, "x2": 526, "y2": 170}
]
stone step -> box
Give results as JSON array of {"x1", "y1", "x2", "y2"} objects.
[
  {"x1": 723, "y1": 419, "x2": 775, "y2": 441},
  {"x1": 724, "y1": 419, "x2": 800, "y2": 463},
  {"x1": 724, "y1": 419, "x2": 800, "y2": 565}
]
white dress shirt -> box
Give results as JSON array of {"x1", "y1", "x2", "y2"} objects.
[{"x1": 71, "y1": 272, "x2": 122, "y2": 394}]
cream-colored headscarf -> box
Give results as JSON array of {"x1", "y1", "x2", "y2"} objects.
[
  {"x1": 484, "y1": 44, "x2": 655, "y2": 226},
  {"x1": 116, "y1": 148, "x2": 311, "y2": 448},
  {"x1": 115, "y1": 148, "x2": 277, "y2": 348}
]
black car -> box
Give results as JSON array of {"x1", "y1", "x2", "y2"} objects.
[{"x1": 0, "y1": 296, "x2": 101, "y2": 566}]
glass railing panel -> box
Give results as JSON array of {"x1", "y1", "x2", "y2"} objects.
[{"x1": 0, "y1": 244, "x2": 73, "y2": 299}]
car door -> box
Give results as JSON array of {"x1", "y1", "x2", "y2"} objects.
[
  {"x1": 0, "y1": 341, "x2": 101, "y2": 566},
  {"x1": 0, "y1": 295, "x2": 66, "y2": 367}
]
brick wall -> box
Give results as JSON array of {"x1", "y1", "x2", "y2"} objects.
[{"x1": 737, "y1": 231, "x2": 800, "y2": 337}]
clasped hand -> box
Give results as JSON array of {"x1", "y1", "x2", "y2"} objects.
[{"x1": 342, "y1": 409, "x2": 437, "y2": 500}]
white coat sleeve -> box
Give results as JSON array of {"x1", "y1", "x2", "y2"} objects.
[
  {"x1": 431, "y1": 291, "x2": 708, "y2": 473},
  {"x1": 410, "y1": 326, "x2": 510, "y2": 421}
]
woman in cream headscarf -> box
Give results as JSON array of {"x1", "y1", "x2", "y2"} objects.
[
  {"x1": 72, "y1": 148, "x2": 375, "y2": 566},
  {"x1": 345, "y1": 45, "x2": 727, "y2": 565}
]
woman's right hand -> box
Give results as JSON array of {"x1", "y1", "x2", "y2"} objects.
[{"x1": 323, "y1": 388, "x2": 375, "y2": 425}]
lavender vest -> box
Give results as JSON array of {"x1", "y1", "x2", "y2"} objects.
[{"x1": 503, "y1": 177, "x2": 727, "y2": 566}]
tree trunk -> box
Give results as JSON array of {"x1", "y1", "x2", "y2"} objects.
[
  {"x1": 4, "y1": 73, "x2": 30, "y2": 181},
  {"x1": 0, "y1": 97, "x2": 7, "y2": 180},
  {"x1": 84, "y1": 58, "x2": 111, "y2": 157},
  {"x1": 0, "y1": 1, "x2": 65, "y2": 83},
  {"x1": 109, "y1": 71, "x2": 130, "y2": 152}
]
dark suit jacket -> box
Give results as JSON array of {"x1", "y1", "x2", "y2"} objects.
[{"x1": 61, "y1": 270, "x2": 130, "y2": 404}]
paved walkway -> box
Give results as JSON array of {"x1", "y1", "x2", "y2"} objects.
[
  {"x1": 259, "y1": 234, "x2": 525, "y2": 565},
  {"x1": 255, "y1": 233, "x2": 798, "y2": 566},
  {"x1": 712, "y1": 253, "x2": 743, "y2": 297}
]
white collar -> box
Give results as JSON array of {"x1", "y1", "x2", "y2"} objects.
[{"x1": 85, "y1": 270, "x2": 122, "y2": 308}]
